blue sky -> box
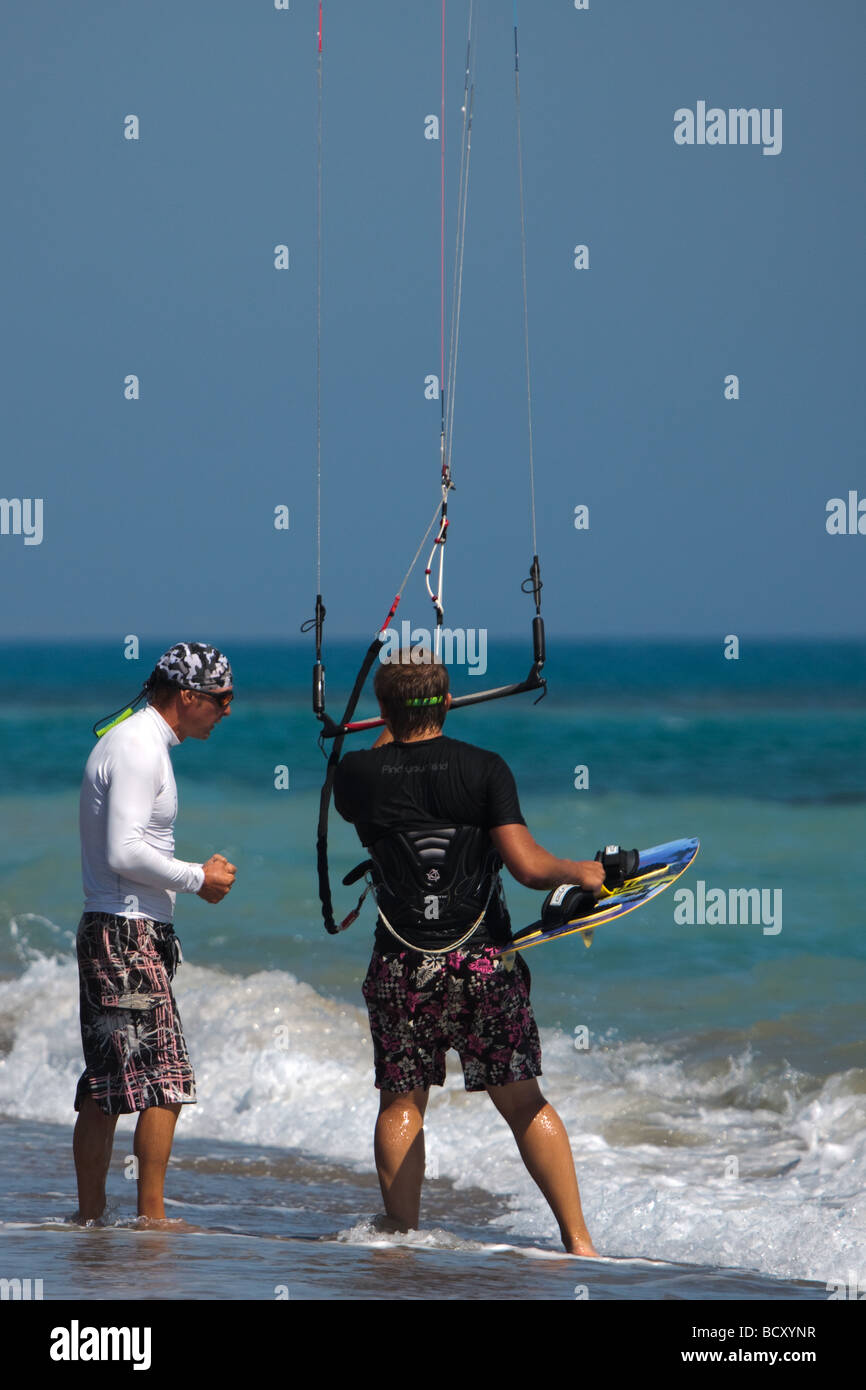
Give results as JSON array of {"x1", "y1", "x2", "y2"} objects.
[{"x1": 2, "y1": 0, "x2": 864, "y2": 640}]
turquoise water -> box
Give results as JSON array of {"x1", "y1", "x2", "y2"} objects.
[
  {"x1": 0, "y1": 639, "x2": 863, "y2": 1293},
  {"x1": 2, "y1": 640, "x2": 863, "y2": 1038}
]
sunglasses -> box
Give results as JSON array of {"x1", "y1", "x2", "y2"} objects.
[{"x1": 193, "y1": 689, "x2": 234, "y2": 710}]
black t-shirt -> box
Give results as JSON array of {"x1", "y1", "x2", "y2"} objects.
[{"x1": 334, "y1": 734, "x2": 525, "y2": 950}]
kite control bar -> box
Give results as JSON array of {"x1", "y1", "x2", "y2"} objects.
[
  {"x1": 317, "y1": 574, "x2": 547, "y2": 739},
  {"x1": 321, "y1": 661, "x2": 546, "y2": 738}
]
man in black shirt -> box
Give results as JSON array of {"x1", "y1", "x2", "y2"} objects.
[{"x1": 334, "y1": 650, "x2": 604, "y2": 1255}]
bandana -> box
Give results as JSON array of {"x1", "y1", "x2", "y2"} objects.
[{"x1": 154, "y1": 642, "x2": 233, "y2": 692}]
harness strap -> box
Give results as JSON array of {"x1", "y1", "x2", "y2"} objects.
[{"x1": 373, "y1": 870, "x2": 497, "y2": 955}]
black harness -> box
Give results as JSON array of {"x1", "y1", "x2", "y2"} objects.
[{"x1": 346, "y1": 825, "x2": 502, "y2": 954}]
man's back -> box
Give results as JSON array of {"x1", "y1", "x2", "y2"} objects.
[
  {"x1": 335, "y1": 734, "x2": 526, "y2": 949},
  {"x1": 334, "y1": 734, "x2": 523, "y2": 837}
]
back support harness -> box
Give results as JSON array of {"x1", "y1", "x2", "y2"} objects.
[{"x1": 344, "y1": 824, "x2": 501, "y2": 955}]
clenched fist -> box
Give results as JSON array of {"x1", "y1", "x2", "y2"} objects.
[{"x1": 197, "y1": 853, "x2": 237, "y2": 903}]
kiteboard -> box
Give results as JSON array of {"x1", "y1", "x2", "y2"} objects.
[{"x1": 501, "y1": 837, "x2": 700, "y2": 954}]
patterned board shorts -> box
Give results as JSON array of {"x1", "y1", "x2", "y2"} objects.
[
  {"x1": 362, "y1": 944, "x2": 542, "y2": 1095},
  {"x1": 74, "y1": 912, "x2": 196, "y2": 1116}
]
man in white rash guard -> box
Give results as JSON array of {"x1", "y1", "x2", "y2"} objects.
[{"x1": 73, "y1": 641, "x2": 236, "y2": 1224}]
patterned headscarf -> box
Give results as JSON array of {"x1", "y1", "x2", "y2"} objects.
[{"x1": 154, "y1": 642, "x2": 233, "y2": 692}]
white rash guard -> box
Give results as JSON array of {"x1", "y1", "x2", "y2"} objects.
[{"x1": 80, "y1": 703, "x2": 205, "y2": 921}]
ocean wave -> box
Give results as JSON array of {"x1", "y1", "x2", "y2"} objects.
[{"x1": 0, "y1": 952, "x2": 862, "y2": 1284}]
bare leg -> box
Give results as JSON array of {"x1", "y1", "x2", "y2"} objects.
[
  {"x1": 373, "y1": 1087, "x2": 429, "y2": 1230},
  {"x1": 133, "y1": 1104, "x2": 182, "y2": 1220},
  {"x1": 73, "y1": 1094, "x2": 119, "y2": 1222},
  {"x1": 486, "y1": 1078, "x2": 598, "y2": 1256}
]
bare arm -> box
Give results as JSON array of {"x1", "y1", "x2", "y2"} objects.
[{"x1": 490, "y1": 823, "x2": 605, "y2": 894}]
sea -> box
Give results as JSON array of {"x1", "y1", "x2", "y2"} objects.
[{"x1": 0, "y1": 638, "x2": 863, "y2": 1305}]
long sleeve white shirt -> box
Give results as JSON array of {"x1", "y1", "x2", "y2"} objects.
[{"x1": 80, "y1": 704, "x2": 205, "y2": 921}]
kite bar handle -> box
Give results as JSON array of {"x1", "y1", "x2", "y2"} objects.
[{"x1": 324, "y1": 664, "x2": 547, "y2": 738}]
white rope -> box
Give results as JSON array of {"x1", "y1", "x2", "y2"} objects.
[{"x1": 374, "y1": 872, "x2": 496, "y2": 955}]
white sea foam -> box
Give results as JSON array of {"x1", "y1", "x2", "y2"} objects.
[{"x1": 0, "y1": 954, "x2": 862, "y2": 1285}]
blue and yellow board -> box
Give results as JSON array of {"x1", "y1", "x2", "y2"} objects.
[{"x1": 502, "y1": 837, "x2": 700, "y2": 954}]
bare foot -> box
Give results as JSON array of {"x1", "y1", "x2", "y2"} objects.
[
  {"x1": 371, "y1": 1213, "x2": 413, "y2": 1235},
  {"x1": 70, "y1": 1203, "x2": 117, "y2": 1228},
  {"x1": 130, "y1": 1215, "x2": 199, "y2": 1233},
  {"x1": 564, "y1": 1237, "x2": 600, "y2": 1257}
]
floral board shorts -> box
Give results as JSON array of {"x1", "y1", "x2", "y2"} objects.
[
  {"x1": 74, "y1": 912, "x2": 196, "y2": 1116},
  {"x1": 362, "y1": 944, "x2": 542, "y2": 1094}
]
